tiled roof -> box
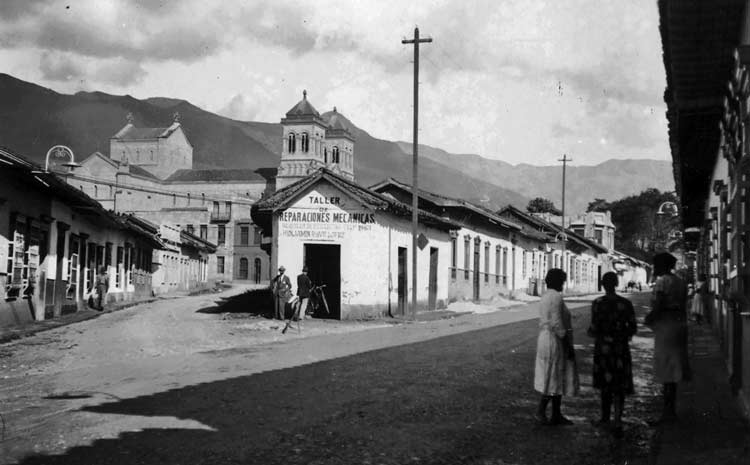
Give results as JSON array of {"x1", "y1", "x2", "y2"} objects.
[
  {"x1": 128, "y1": 164, "x2": 160, "y2": 180},
  {"x1": 165, "y1": 169, "x2": 268, "y2": 183},
  {"x1": 0, "y1": 146, "x2": 165, "y2": 249},
  {"x1": 285, "y1": 91, "x2": 320, "y2": 118},
  {"x1": 112, "y1": 123, "x2": 181, "y2": 141},
  {"x1": 497, "y1": 205, "x2": 608, "y2": 253},
  {"x1": 369, "y1": 178, "x2": 522, "y2": 232},
  {"x1": 252, "y1": 168, "x2": 459, "y2": 232}
]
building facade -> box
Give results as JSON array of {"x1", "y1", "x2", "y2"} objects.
[
  {"x1": 569, "y1": 211, "x2": 616, "y2": 252},
  {"x1": 659, "y1": 0, "x2": 750, "y2": 416},
  {"x1": 66, "y1": 119, "x2": 273, "y2": 284},
  {"x1": 252, "y1": 169, "x2": 457, "y2": 319},
  {"x1": 370, "y1": 178, "x2": 540, "y2": 301},
  {"x1": 0, "y1": 148, "x2": 161, "y2": 327}
]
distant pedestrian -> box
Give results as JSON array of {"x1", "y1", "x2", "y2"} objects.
[
  {"x1": 296, "y1": 266, "x2": 312, "y2": 320},
  {"x1": 95, "y1": 266, "x2": 109, "y2": 311},
  {"x1": 690, "y1": 274, "x2": 708, "y2": 325},
  {"x1": 271, "y1": 266, "x2": 292, "y2": 320},
  {"x1": 534, "y1": 268, "x2": 579, "y2": 425},
  {"x1": 644, "y1": 252, "x2": 689, "y2": 423},
  {"x1": 588, "y1": 272, "x2": 637, "y2": 437}
]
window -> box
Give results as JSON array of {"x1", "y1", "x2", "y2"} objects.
[
  {"x1": 484, "y1": 242, "x2": 490, "y2": 282},
  {"x1": 217, "y1": 256, "x2": 225, "y2": 274},
  {"x1": 253, "y1": 226, "x2": 263, "y2": 244},
  {"x1": 172, "y1": 194, "x2": 176, "y2": 205},
  {"x1": 495, "y1": 246, "x2": 501, "y2": 284},
  {"x1": 240, "y1": 226, "x2": 249, "y2": 245},
  {"x1": 450, "y1": 236, "x2": 457, "y2": 279},
  {"x1": 94, "y1": 185, "x2": 98, "y2": 197},
  {"x1": 332, "y1": 146, "x2": 340, "y2": 163},
  {"x1": 201, "y1": 193, "x2": 205, "y2": 205},
  {"x1": 200, "y1": 225, "x2": 207, "y2": 240},
  {"x1": 463, "y1": 236, "x2": 470, "y2": 280},
  {"x1": 116, "y1": 246, "x2": 123, "y2": 287},
  {"x1": 324, "y1": 147, "x2": 328, "y2": 163},
  {"x1": 217, "y1": 225, "x2": 225, "y2": 245},
  {"x1": 213, "y1": 201, "x2": 219, "y2": 216},
  {"x1": 225, "y1": 201, "x2": 232, "y2": 218},
  {"x1": 522, "y1": 250, "x2": 527, "y2": 279},
  {"x1": 502, "y1": 248, "x2": 508, "y2": 284},
  {"x1": 186, "y1": 224, "x2": 194, "y2": 234},
  {"x1": 301, "y1": 132, "x2": 309, "y2": 152},
  {"x1": 288, "y1": 133, "x2": 296, "y2": 153},
  {"x1": 239, "y1": 257, "x2": 249, "y2": 279},
  {"x1": 187, "y1": 193, "x2": 191, "y2": 205}
]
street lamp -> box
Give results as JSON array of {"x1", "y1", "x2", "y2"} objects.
[{"x1": 44, "y1": 145, "x2": 81, "y2": 172}]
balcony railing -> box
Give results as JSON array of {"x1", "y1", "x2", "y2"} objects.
[{"x1": 210, "y1": 211, "x2": 231, "y2": 223}]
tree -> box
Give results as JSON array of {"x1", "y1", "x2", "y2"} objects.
[
  {"x1": 526, "y1": 197, "x2": 562, "y2": 215},
  {"x1": 605, "y1": 188, "x2": 681, "y2": 261},
  {"x1": 587, "y1": 198, "x2": 610, "y2": 212}
]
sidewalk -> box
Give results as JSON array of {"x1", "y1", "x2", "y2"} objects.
[
  {"x1": 0, "y1": 296, "x2": 161, "y2": 344},
  {"x1": 653, "y1": 321, "x2": 750, "y2": 465}
]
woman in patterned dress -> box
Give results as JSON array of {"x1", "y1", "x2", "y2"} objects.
[
  {"x1": 534, "y1": 268, "x2": 580, "y2": 425},
  {"x1": 588, "y1": 272, "x2": 637, "y2": 437}
]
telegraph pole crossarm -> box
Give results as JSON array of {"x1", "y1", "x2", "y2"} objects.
[{"x1": 402, "y1": 27, "x2": 432, "y2": 319}]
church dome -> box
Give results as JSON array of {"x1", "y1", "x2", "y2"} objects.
[{"x1": 285, "y1": 90, "x2": 320, "y2": 118}]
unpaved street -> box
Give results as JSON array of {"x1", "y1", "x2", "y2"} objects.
[{"x1": 1, "y1": 290, "x2": 659, "y2": 464}]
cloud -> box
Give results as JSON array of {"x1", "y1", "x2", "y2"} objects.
[
  {"x1": 39, "y1": 52, "x2": 84, "y2": 82},
  {"x1": 218, "y1": 94, "x2": 260, "y2": 121},
  {"x1": 39, "y1": 51, "x2": 145, "y2": 86}
]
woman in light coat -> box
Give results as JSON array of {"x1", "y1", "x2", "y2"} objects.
[{"x1": 534, "y1": 268, "x2": 579, "y2": 425}]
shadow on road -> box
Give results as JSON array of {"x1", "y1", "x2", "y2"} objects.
[
  {"x1": 196, "y1": 288, "x2": 274, "y2": 318},
  {"x1": 13, "y1": 304, "x2": 660, "y2": 465}
]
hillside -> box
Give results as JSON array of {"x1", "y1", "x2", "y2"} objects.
[
  {"x1": 396, "y1": 142, "x2": 674, "y2": 213},
  {"x1": 0, "y1": 73, "x2": 673, "y2": 214}
]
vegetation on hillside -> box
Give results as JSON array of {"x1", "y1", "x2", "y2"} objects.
[{"x1": 526, "y1": 197, "x2": 562, "y2": 215}]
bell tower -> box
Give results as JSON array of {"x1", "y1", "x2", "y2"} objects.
[
  {"x1": 277, "y1": 90, "x2": 329, "y2": 189},
  {"x1": 323, "y1": 107, "x2": 355, "y2": 181}
]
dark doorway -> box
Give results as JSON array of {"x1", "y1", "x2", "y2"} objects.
[
  {"x1": 239, "y1": 257, "x2": 249, "y2": 280},
  {"x1": 597, "y1": 265, "x2": 602, "y2": 292},
  {"x1": 473, "y1": 238, "x2": 480, "y2": 301},
  {"x1": 428, "y1": 247, "x2": 438, "y2": 310},
  {"x1": 254, "y1": 258, "x2": 262, "y2": 284},
  {"x1": 397, "y1": 247, "x2": 407, "y2": 316},
  {"x1": 304, "y1": 244, "x2": 341, "y2": 319}
]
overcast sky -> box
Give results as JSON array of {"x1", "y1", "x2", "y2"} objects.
[{"x1": 0, "y1": 0, "x2": 668, "y2": 166}]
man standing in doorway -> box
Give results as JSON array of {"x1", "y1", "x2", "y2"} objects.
[
  {"x1": 272, "y1": 266, "x2": 292, "y2": 320},
  {"x1": 297, "y1": 266, "x2": 312, "y2": 320}
]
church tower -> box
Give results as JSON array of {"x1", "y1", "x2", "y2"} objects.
[
  {"x1": 277, "y1": 92, "x2": 356, "y2": 190},
  {"x1": 276, "y1": 90, "x2": 330, "y2": 189},
  {"x1": 323, "y1": 107, "x2": 355, "y2": 181}
]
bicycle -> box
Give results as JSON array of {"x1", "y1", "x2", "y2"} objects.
[{"x1": 282, "y1": 284, "x2": 329, "y2": 334}]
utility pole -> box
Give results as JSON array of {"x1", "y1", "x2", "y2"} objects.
[
  {"x1": 558, "y1": 154, "x2": 571, "y2": 272},
  {"x1": 402, "y1": 27, "x2": 432, "y2": 319}
]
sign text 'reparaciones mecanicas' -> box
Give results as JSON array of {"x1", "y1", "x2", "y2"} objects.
[{"x1": 279, "y1": 207, "x2": 376, "y2": 240}]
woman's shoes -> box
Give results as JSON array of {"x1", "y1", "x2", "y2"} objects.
[{"x1": 550, "y1": 415, "x2": 574, "y2": 426}]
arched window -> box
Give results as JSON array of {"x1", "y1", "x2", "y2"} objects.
[
  {"x1": 239, "y1": 257, "x2": 249, "y2": 280},
  {"x1": 332, "y1": 146, "x2": 340, "y2": 163},
  {"x1": 94, "y1": 185, "x2": 98, "y2": 197},
  {"x1": 301, "y1": 132, "x2": 309, "y2": 152},
  {"x1": 288, "y1": 133, "x2": 296, "y2": 153},
  {"x1": 254, "y1": 258, "x2": 262, "y2": 284}
]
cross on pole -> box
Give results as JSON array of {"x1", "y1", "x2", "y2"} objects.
[
  {"x1": 558, "y1": 154, "x2": 572, "y2": 263},
  {"x1": 402, "y1": 27, "x2": 432, "y2": 320}
]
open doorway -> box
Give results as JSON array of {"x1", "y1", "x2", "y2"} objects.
[
  {"x1": 397, "y1": 247, "x2": 407, "y2": 316},
  {"x1": 304, "y1": 243, "x2": 341, "y2": 319}
]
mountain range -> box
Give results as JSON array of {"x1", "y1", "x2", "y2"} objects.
[{"x1": 0, "y1": 73, "x2": 674, "y2": 213}]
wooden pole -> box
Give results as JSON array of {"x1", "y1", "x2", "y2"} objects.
[{"x1": 402, "y1": 28, "x2": 432, "y2": 319}]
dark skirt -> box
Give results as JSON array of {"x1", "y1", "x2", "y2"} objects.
[{"x1": 592, "y1": 337, "x2": 634, "y2": 395}]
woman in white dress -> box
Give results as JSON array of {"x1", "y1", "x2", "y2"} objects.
[{"x1": 534, "y1": 268, "x2": 580, "y2": 425}]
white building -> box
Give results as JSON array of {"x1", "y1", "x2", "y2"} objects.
[{"x1": 251, "y1": 169, "x2": 457, "y2": 319}]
